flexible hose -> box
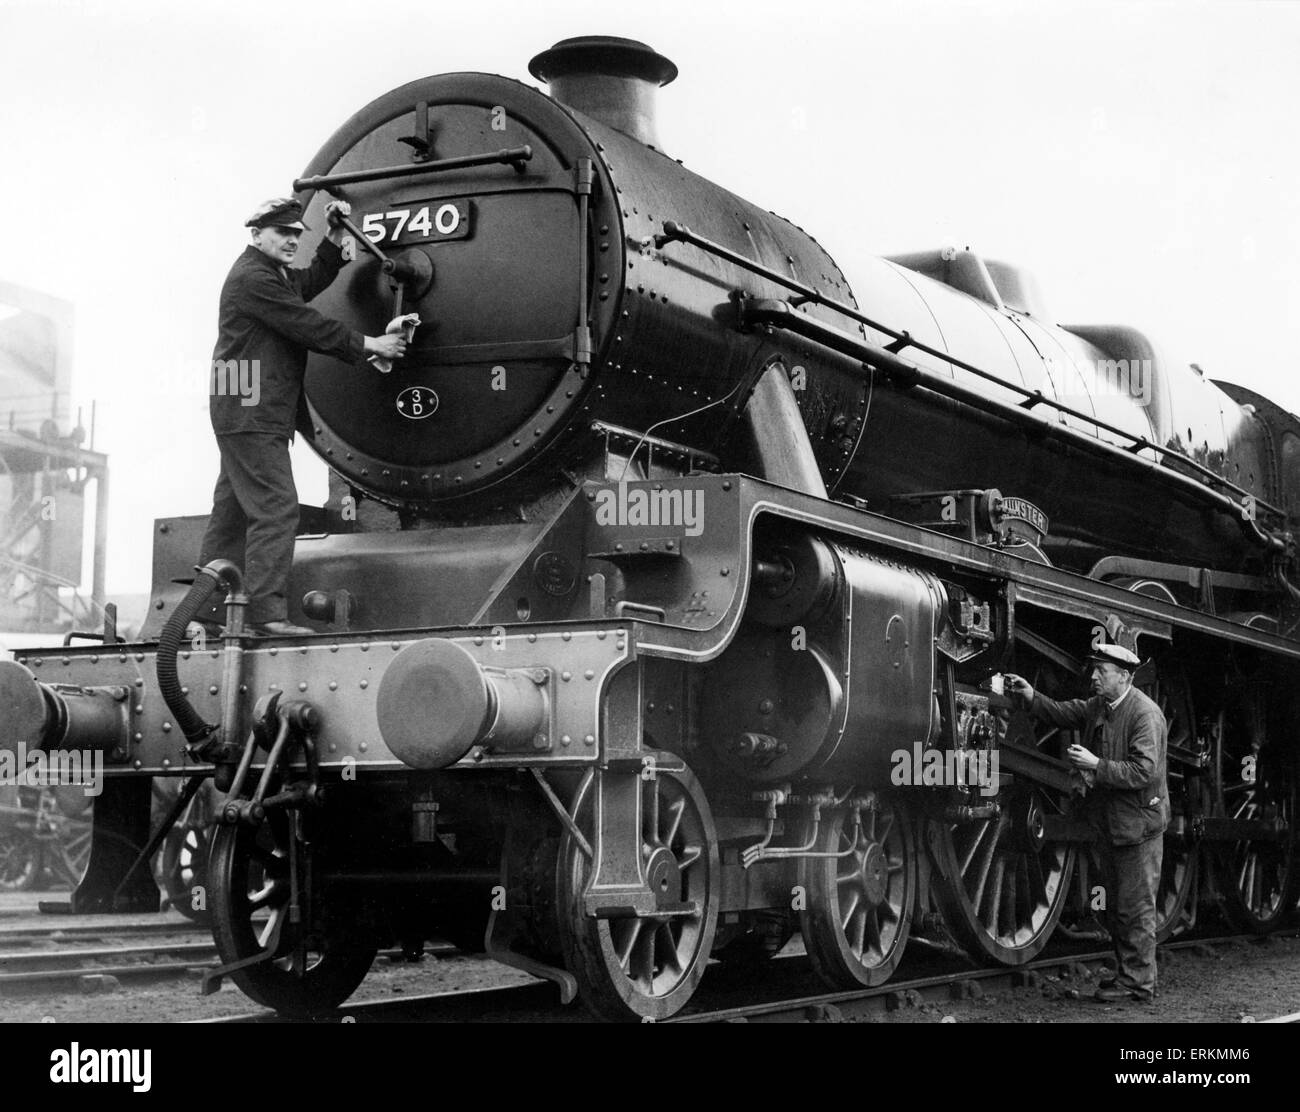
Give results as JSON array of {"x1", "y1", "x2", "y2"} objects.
[{"x1": 156, "y1": 560, "x2": 242, "y2": 744}]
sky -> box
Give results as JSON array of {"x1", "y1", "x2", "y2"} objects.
[{"x1": 1, "y1": 0, "x2": 1297, "y2": 601}]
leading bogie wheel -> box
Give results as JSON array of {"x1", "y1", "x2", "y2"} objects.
[
  {"x1": 800, "y1": 794, "x2": 915, "y2": 989},
  {"x1": 556, "y1": 759, "x2": 719, "y2": 1022}
]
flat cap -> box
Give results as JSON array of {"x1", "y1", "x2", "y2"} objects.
[
  {"x1": 1087, "y1": 643, "x2": 1141, "y2": 670},
  {"x1": 245, "y1": 198, "x2": 309, "y2": 230}
]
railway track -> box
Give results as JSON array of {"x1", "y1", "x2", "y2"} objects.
[
  {"x1": 198, "y1": 928, "x2": 1300, "y2": 1024},
  {"x1": 0, "y1": 936, "x2": 457, "y2": 992},
  {"x1": 0, "y1": 919, "x2": 207, "y2": 947}
]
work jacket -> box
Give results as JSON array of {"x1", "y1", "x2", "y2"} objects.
[
  {"x1": 1030, "y1": 686, "x2": 1170, "y2": 846},
  {"x1": 209, "y1": 240, "x2": 364, "y2": 436}
]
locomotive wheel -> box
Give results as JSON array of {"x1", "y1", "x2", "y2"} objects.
[
  {"x1": 0, "y1": 821, "x2": 39, "y2": 891},
  {"x1": 1210, "y1": 687, "x2": 1299, "y2": 933},
  {"x1": 933, "y1": 648, "x2": 1076, "y2": 964},
  {"x1": 160, "y1": 823, "x2": 212, "y2": 925},
  {"x1": 48, "y1": 808, "x2": 92, "y2": 891},
  {"x1": 556, "y1": 761, "x2": 719, "y2": 1022},
  {"x1": 1138, "y1": 661, "x2": 1204, "y2": 942},
  {"x1": 799, "y1": 796, "x2": 915, "y2": 989},
  {"x1": 158, "y1": 781, "x2": 215, "y2": 924},
  {"x1": 929, "y1": 785, "x2": 1075, "y2": 965},
  {"x1": 209, "y1": 814, "x2": 376, "y2": 1016}
]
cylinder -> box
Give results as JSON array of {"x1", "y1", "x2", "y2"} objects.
[{"x1": 376, "y1": 639, "x2": 548, "y2": 770}]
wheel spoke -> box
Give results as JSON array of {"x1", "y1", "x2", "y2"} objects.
[
  {"x1": 968, "y1": 818, "x2": 1001, "y2": 909},
  {"x1": 982, "y1": 856, "x2": 1006, "y2": 936},
  {"x1": 849, "y1": 905, "x2": 867, "y2": 955},
  {"x1": 676, "y1": 844, "x2": 702, "y2": 873},
  {"x1": 863, "y1": 907, "x2": 882, "y2": 957},
  {"x1": 1026, "y1": 848, "x2": 1048, "y2": 907},
  {"x1": 633, "y1": 920, "x2": 657, "y2": 987},
  {"x1": 840, "y1": 889, "x2": 861, "y2": 930},
  {"x1": 657, "y1": 924, "x2": 684, "y2": 977},
  {"x1": 662, "y1": 795, "x2": 685, "y2": 849},
  {"x1": 246, "y1": 879, "x2": 282, "y2": 910},
  {"x1": 255, "y1": 906, "x2": 283, "y2": 950},
  {"x1": 616, "y1": 919, "x2": 645, "y2": 969},
  {"x1": 958, "y1": 820, "x2": 992, "y2": 879}
]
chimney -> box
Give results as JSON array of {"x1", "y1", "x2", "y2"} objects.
[{"x1": 529, "y1": 36, "x2": 677, "y2": 150}]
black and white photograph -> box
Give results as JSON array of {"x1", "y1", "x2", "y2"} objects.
[{"x1": 1, "y1": 0, "x2": 1297, "y2": 1079}]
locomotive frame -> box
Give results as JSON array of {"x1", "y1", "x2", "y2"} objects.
[{"x1": 2, "y1": 34, "x2": 1298, "y2": 1021}]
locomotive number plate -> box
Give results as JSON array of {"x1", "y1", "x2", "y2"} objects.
[{"x1": 360, "y1": 199, "x2": 472, "y2": 246}]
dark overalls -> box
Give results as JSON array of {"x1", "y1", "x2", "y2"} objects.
[
  {"x1": 199, "y1": 240, "x2": 363, "y2": 624},
  {"x1": 1030, "y1": 686, "x2": 1169, "y2": 998}
]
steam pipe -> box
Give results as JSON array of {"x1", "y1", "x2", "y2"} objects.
[{"x1": 156, "y1": 560, "x2": 244, "y2": 747}]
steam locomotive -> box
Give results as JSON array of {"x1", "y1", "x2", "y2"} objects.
[{"x1": 2, "y1": 36, "x2": 1297, "y2": 1021}]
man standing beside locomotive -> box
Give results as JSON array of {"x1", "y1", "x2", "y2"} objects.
[
  {"x1": 199, "y1": 198, "x2": 408, "y2": 636},
  {"x1": 1004, "y1": 644, "x2": 1169, "y2": 1004}
]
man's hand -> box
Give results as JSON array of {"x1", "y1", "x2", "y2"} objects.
[
  {"x1": 324, "y1": 200, "x2": 353, "y2": 246},
  {"x1": 1066, "y1": 743, "x2": 1100, "y2": 771},
  {"x1": 1003, "y1": 673, "x2": 1034, "y2": 705},
  {"x1": 365, "y1": 334, "x2": 407, "y2": 360}
]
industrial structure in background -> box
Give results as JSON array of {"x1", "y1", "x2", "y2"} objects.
[
  {"x1": 0, "y1": 279, "x2": 107, "y2": 636},
  {"x1": 0, "y1": 280, "x2": 107, "y2": 896}
]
